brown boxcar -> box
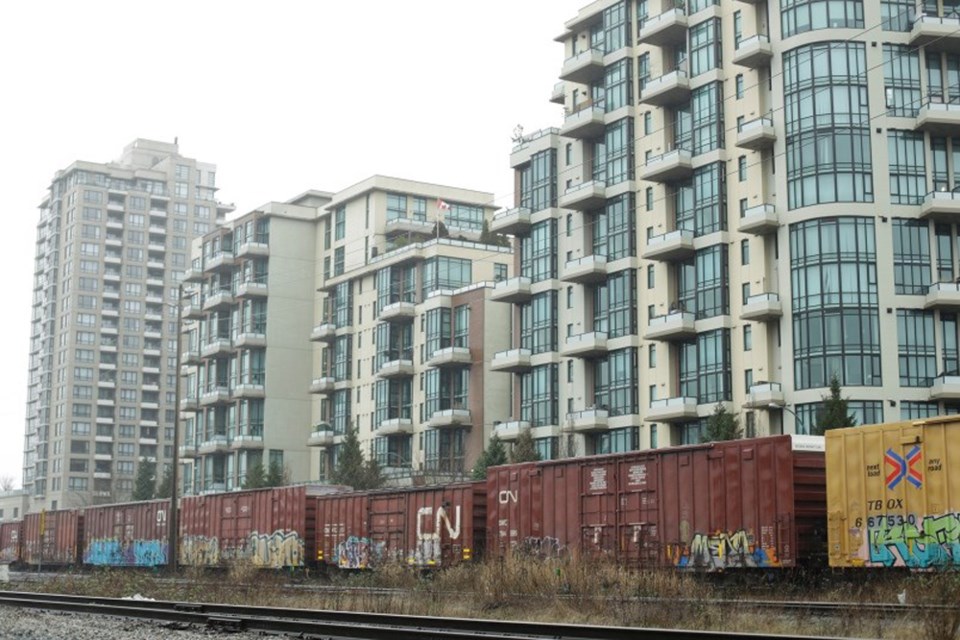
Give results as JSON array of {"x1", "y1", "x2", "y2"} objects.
[
  {"x1": 22, "y1": 509, "x2": 83, "y2": 566},
  {"x1": 315, "y1": 481, "x2": 486, "y2": 570},
  {"x1": 487, "y1": 435, "x2": 826, "y2": 570},
  {"x1": 826, "y1": 417, "x2": 960, "y2": 569},
  {"x1": 179, "y1": 484, "x2": 344, "y2": 568},
  {"x1": 0, "y1": 521, "x2": 21, "y2": 564},
  {"x1": 82, "y1": 500, "x2": 168, "y2": 567}
]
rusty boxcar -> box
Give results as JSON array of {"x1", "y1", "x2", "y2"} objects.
[
  {"x1": 180, "y1": 484, "x2": 345, "y2": 569},
  {"x1": 826, "y1": 416, "x2": 960, "y2": 569},
  {"x1": 0, "y1": 520, "x2": 22, "y2": 564},
  {"x1": 487, "y1": 435, "x2": 826, "y2": 570},
  {"x1": 21, "y1": 509, "x2": 83, "y2": 567},
  {"x1": 315, "y1": 481, "x2": 486, "y2": 570},
  {"x1": 82, "y1": 499, "x2": 169, "y2": 567}
]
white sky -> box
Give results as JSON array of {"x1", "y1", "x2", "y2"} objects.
[{"x1": 0, "y1": 1, "x2": 587, "y2": 488}]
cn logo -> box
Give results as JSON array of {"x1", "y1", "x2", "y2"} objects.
[{"x1": 884, "y1": 446, "x2": 922, "y2": 490}]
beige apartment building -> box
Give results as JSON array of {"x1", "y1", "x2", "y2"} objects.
[
  {"x1": 492, "y1": 0, "x2": 960, "y2": 455},
  {"x1": 23, "y1": 139, "x2": 228, "y2": 511},
  {"x1": 179, "y1": 177, "x2": 512, "y2": 493}
]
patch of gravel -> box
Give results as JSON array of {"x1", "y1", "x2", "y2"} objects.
[{"x1": 0, "y1": 606, "x2": 267, "y2": 639}]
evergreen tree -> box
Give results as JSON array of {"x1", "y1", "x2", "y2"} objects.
[
  {"x1": 155, "y1": 464, "x2": 172, "y2": 499},
  {"x1": 266, "y1": 460, "x2": 286, "y2": 487},
  {"x1": 472, "y1": 434, "x2": 508, "y2": 480},
  {"x1": 509, "y1": 428, "x2": 541, "y2": 463},
  {"x1": 703, "y1": 403, "x2": 742, "y2": 442},
  {"x1": 331, "y1": 426, "x2": 383, "y2": 489},
  {"x1": 815, "y1": 374, "x2": 857, "y2": 435},
  {"x1": 243, "y1": 462, "x2": 267, "y2": 489},
  {"x1": 132, "y1": 458, "x2": 156, "y2": 501}
]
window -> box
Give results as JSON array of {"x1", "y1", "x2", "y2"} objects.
[
  {"x1": 521, "y1": 291, "x2": 558, "y2": 354},
  {"x1": 796, "y1": 400, "x2": 882, "y2": 435},
  {"x1": 520, "y1": 219, "x2": 557, "y2": 282},
  {"x1": 592, "y1": 193, "x2": 636, "y2": 260},
  {"x1": 887, "y1": 131, "x2": 926, "y2": 205},
  {"x1": 882, "y1": 0, "x2": 912, "y2": 31},
  {"x1": 493, "y1": 263, "x2": 507, "y2": 282},
  {"x1": 422, "y1": 256, "x2": 471, "y2": 296},
  {"x1": 520, "y1": 364, "x2": 559, "y2": 427},
  {"x1": 735, "y1": 74, "x2": 744, "y2": 99},
  {"x1": 385, "y1": 194, "x2": 406, "y2": 221},
  {"x1": 647, "y1": 264, "x2": 655, "y2": 289},
  {"x1": 676, "y1": 245, "x2": 729, "y2": 320},
  {"x1": 679, "y1": 329, "x2": 732, "y2": 404},
  {"x1": 897, "y1": 310, "x2": 936, "y2": 387},
  {"x1": 782, "y1": 0, "x2": 864, "y2": 38},
  {"x1": 744, "y1": 325, "x2": 753, "y2": 351},
  {"x1": 689, "y1": 18, "x2": 721, "y2": 77},
  {"x1": 594, "y1": 269, "x2": 637, "y2": 338},
  {"x1": 592, "y1": 118, "x2": 634, "y2": 185},
  {"x1": 674, "y1": 163, "x2": 726, "y2": 237},
  {"x1": 643, "y1": 112, "x2": 652, "y2": 135},
  {"x1": 893, "y1": 219, "x2": 931, "y2": 295},
  {"x1": 645, "y1": 187, "x2": 653, "y2": 211},
  {"x1": 733, "y1": 11, "x2": 742, "y2": 48},
  {"x1": 333, "y1": 246, "x2": 345, "y2": 276},
  {"x1": 674, "y1": 82, "x2": 724, "y2": 156},
  {"x1": 738, "y1": 156, "x2": 747, "y2": 182},
  {"x1": 900, "y1": 401, "x2": 939, "y2": 419},
  {"x1": 741, "y1": 239, "x2": 750, "y2": 265},
  {"x1": 648, "y1": 344, "x2": 657, "y2": 368},
  {"x1": 602, "y1": 58, "x2": 632, "y2": 112},
  {"x1": 593, "y1": 349, "x2": 639, "y2": 416},
  {"x1": 883, "y1": 45, "x2": 921, "y2": 117}
]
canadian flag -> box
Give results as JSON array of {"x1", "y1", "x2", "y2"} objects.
[{"x1": 436, "y1": 198, "x2": 451, "y2": 211}]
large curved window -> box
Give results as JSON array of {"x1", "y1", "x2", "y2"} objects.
[
  {"x1": 791, "y1": 218, "x2": 881, "y2": 389},
  {"x1": 784, "y1": 42, "x2": 873, "y2": 209},
  {"x1": 781, "y1": 0, "x2": 864, "y2": 38}
]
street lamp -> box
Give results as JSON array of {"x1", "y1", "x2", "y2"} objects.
[
  {"x1": 167, "y1": 281, "x2": 184, "y2": 572},
  {"x1": 771, "y1": 403, "x2": 805, "y2": 435}
]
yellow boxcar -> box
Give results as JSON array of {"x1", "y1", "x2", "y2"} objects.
[{"x1": 826, "y1": 416, "x2": 960, "y2": 568}]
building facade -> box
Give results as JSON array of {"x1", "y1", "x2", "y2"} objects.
[
  {"x1": 308, "y1": 177, "x2": 513, "y2": 484},
  {"x1": 24, "y1": 139, "x2": 229, "y2": 511},
  {"x1": 495, "y1": 0, "x2": 960, "y2": 454}
]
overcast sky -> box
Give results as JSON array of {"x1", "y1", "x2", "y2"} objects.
[{"x1": 0, "y1": 1, "x2": 587, "y2": 488}]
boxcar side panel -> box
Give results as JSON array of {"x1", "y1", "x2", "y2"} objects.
[
  {"x1": 22, "y1": 510, "x2": 81, "y2": 566},
  {"x1": 0, "y1": 521, "x2": 22, "y2": 564},
  {"x1": 83, "y1": 501, "x2": 168, "y2": 567},
  {"x1": 316, "y1": 493, "x2": 370, "y2": 569}
]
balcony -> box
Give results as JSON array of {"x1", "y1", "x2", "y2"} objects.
[
  {"x1": 735, "y1": 117, "x2": 776, "y2": 151},
  {"x1": 309, "y1": 377, "x2": 336, "y2": 394},
  {"x1": 375, "y1": 418, "x2": 415, "y2": 436},
  {"x1": 202, "y1": 289, "x2": 235, "y2": 311},
  {"x1": 235, "y1": 280, "x2": 268, "y2": 298},
  {"x1": 204, "y1": 251, "x2": 235, "y2": 272},
  {"x1": 644, "y1": 311, "x2": 696, "y2": 341},
  {"x1": 646, "y1": 397, "x2": 699, "y2": 423},
  {"x1": 641, "y1": 148, "x2": 693, "y2": 182},
  {"x1": 916, "y1": 99, "x2": 960, "y2": 135},
  {"x1": 491, "y1": 276, "x2": 532, "y2": 303},
  {"x1": 560, "y1": 103, "x2": 605, "y2": 140},
  {"x1": 493, "y1": 420, "x2": 531, "y2": 441},
  {"x1": 182, "y1": 348, "x2": 201, "y2": 366},
  {"x1": 921, "y1": 190, "x2": 960, "y2": 224},
  {"x1": 198, "y1": 435, "x2": 229, "y2": 455},
  {"x1": 379, "y1": 301, "x2": 416, "y2": 321},
  {"x1": 178, "y1": 444, "x2": 198, "y2": 459},
  {"x1": 200, "y1": 386, "x2": 231, "y2": 406},
  {"x1": 490, "y1": 207, "x2": 531, "y2": 236},
  {"x1": 924, "y1": 282, "x2": 960, "y2": 310},
  {"x1": 385, "y1": 217, "x2": 434, "y2": 236},
  {"x1": 428, "y1": 408, "x2": 472, "y2": 428},
  {"x1": 637, "y1": 9, "x2": 688, "y2": 46},
  {"x1": 558, "y1": 180, "x2": 607, "y2": 211},
  {"x1": 558, "y1": 47, "x2": 604, "y2": 84},
  {"x1": 376, "y1": 359, "x2": 415, "y2": 379},
  {"x1": 550, "y1": 82, "x2": 565, "y2": 104},
  {"x1": 179, "y1": 396, "x2": 200, "y2": 412},
  {"x1": 930, "y1": 374, "x2": 960, "y2": 400},
  {"x1": 565, "y1": 408, "x2": 609, "y2": 433},
  {"x1": 233, "y1": 383, "x2": 265, "y2": 399},
  {"x1": 732, "y1": 34, "x2": 773, "y2": 68},
  {"x1": 490, "y1": 348, "x2": 532, "y2": 373},
  {"x1": 201, "y1": 338, "x2": 232, "y2": 358},
  {"x1": 234, "y1": 332, "x2": 266, "y2": 349},
  {"x1": 910, "y1": 15, "x2": 960, "y2": 51},
  {"x1": 310, "y1": 322, "x2": 337, "y2": 342},
  {"x1": 738, "y1": 203, "x2": 779, "y2": 235},
  {"x1": 741, "y1": 293, "x2": 783, "y2": 321},
  {"x1": 427, "y1": 346, "x2": 472, "y2": 368},
  {"x1": 235, "y1": 241, "x2": 269, "y2": 258},
  {"x1": 743, "y1": 382, "x2": 786, "y2": 409},
  {"x1": 307, "y1": 428, "x2": 335, "y2": 447},
  {"x1": 561, "y1": 254, "x2": 608, "y2": 284},
  {"x1": 638, "y1": 70, "x2": 690, "y2": 107},
  {"x1": 561, "y1": 331, "x2": 608, "y2": 358},
  {"x1": 230, "y1": 434, "x2": 264, "y2": 450},
  {"x1": 641, "y1": 229, "x2": 695, "y2": 261}
]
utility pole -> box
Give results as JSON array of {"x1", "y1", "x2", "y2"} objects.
[{"x1": 168, "y1": 282, "x2": 183, "y2": 572}]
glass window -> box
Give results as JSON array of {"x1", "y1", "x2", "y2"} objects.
[
  {"x1": 888, "y1": 131, "x2": 926, "y2": 205},
  {"x1": 521, "y1": 291, "x2": 558, "y2": 354},
  {"x1": 679, "y1": 329, "x2": 731, "y2": 404},
  {"x1": 520, "y1": 149, "x2": 557, "y2": 212},
  {"x1": 520, "y1": 219, "x2": 557, "y2": 282},
  {"x1": 520, "y1": 364, "x2": 559, "y2": 427},
  {"x1": 782, "y1": 0, "x2": 864, "y2": 38},
  {"x1": 689, "y1": 18, "x2": 721, "y2": 77},
  {"x1": 893, "y1": 219, "x2": 931, "y2": 294},
  {"x1": 897, "y1": 309, "x2": 937, "y2": 387}
]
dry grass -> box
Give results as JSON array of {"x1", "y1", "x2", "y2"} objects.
[{"x1": 6, "y1": 559, "x2": 960, "y2": 639}]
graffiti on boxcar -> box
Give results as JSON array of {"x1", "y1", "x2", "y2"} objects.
[
  {"x1": 412, "y1": 505, "x2": 460, "y2": 566},
  {"x1": 336, "y1": 536, "x2": 382, "y2": 569},
  {"x1": 865, "y1": 512, "x2": 960, "y2": 568},
  {"x1": 85, "y1": 538, "x2": 167, "y2": 566},
  {"x1": 248, "y1": 530, "x2": 304, "y2": 568},
  {"x1": 668, "y1": 529, "x2": 780, "y2": 569},
  {"x1": 180, "y1": 535, "x2": 220, "y2": 566},
  {"x1": 518, "y1": 536, "x2": 565, "y2": 558}
]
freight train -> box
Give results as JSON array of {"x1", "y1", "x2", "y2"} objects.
[{"x1": 1, "y1": 418, "x2": 957, "y2": 572}]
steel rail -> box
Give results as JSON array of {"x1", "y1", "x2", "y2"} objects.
[{"x1": 0, "y1": 591, "x2": 855, "y2": 640}]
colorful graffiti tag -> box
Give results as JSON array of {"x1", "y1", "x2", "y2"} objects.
[
  {"x1": 84, "y1": 538, "x2": 167, "y2": 567},
  {"x1": 336, "y1": 536, "x2": 383, "y2": 569},
  {"x1": 865, "y1": 512, "x2": 960, "y2": 568},
  {"x1": 180, "y1": 535, "x2": 220, "y2": 566},
  {"x1": 668, "y1": 528, "x2": 780, "y2": 569},
  {"x1": 248, "y1": 530, "x2": 303, "y2": 568}
]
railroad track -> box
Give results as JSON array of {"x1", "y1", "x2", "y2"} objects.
[{"x1": 0, "y1": 590, "x2": 856, "y2": 640}]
